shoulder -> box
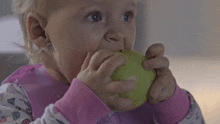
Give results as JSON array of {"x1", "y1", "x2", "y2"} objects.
[{"x1": 1, "y1": 64, "x2": 43, "y2": 85}]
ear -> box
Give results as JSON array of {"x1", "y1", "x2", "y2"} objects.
[{"x1": 26, "y1": 12, "x2": 48, "y2": 47}]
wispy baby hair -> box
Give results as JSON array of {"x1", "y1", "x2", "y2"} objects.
[
  {"x1": 11, "y1": 0, "x2": 43, "y2": 65},
  {"x1": 11, "y1": 0, "x2": 142, "y2": 65}
]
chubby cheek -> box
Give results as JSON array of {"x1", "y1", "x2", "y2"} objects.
[{"x1": 58, "y1": 51, "x2": 86, "y2": 82}]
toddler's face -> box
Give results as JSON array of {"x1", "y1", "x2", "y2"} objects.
[{"x1": 44, "y1": 0, "x2": 138, "y2": 85}]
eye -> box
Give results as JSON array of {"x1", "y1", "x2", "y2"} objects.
[
  {"x1": 85, "y1": 11, "x2": 135, "y2": 23},
  {"x1": 87, "y1": 11, "x2": 102, "y2": 22},
  {"x1": 122, "y1": 11, "x2": 134, "y2": 22}
]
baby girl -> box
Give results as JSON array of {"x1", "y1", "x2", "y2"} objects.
[{"x1": 0, "y1": 0, "x2": 205, "y2": 123}]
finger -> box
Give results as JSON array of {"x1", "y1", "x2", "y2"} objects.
[
  {"x1": 143, "y1": 57, "x2": 170, "y2": 70},
  {"x1": 156, "y1": 88, "x2": 167, "y2": 103},
  {"x1": 90, "y1": 49, "x2": 115, "y2": 70},
  {"x1": 111, "y1": 95, "x2": 134, "y2": 111},
  {"x1": 99, "y1": 54, "x2": 126, "y2": 78},
  {"x1": 145, "y1": 43, "x2": 165, "y2": 59},
  {"x1": 105, "y1": 79, "x2": 136, "y2": 95},
  {"x1": 147, "y1": 72, "x2": 168, "y2": 102},
  {"x1": 81, "y1": 51, "x2": 95, "y2": 71},
  {"x1": 157, "y1": 75, "x2": 176, "y2": 102}
]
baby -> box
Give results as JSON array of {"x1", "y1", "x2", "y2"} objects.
[{"x1": 0, "y1": 0, "x2": 205, "y2": 123}]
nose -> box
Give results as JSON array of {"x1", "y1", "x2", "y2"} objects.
[
  {"x1": 105, "y1": 29, "x2": 124, "y2": 42},
  {"x1": 104, "y1": 21, "x2": 125, "y2": 42}
]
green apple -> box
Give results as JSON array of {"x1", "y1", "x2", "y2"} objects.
[{"x1": 110, "y1": 49, "x2": 156, "y2": 111}]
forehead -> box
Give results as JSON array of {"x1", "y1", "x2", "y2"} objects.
[
  {"x1": 57, "y1": 0, "x2": 138, "y2": 7},
  {"x1": 84, "y1": 0, "x2": 138, "y2": 4},
  {"x1": 53, "y1": 0, "x2": 138, "y2": 17}
]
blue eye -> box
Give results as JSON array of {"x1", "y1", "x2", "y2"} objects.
[
  {"x1": 86, "y1": 11, "x2": 134, "y2": 23},
  {"x1": 123, "y1": 12, "x2": 132, "y2": 22},
  {"x1": 87, "y1": 12, "x2": 102, "y2": 22}
]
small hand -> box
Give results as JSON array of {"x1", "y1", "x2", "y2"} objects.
[{"x1": 143, "y1": 43, "x2": 176, "y2": 104}]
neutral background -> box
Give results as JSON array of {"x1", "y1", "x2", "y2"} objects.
[{"x1": 0, "y1": 0, "x2": 220, "y2": 123}]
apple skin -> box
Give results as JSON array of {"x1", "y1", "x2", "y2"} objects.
[{"x1": 110, "y1": 49, "x2": 156, "y2": 111}]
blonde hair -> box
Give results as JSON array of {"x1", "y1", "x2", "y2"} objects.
[
  {"x1": 11, "y1": 0, "x2": 142, "y2": 65},
  {"x1": 11, "y1": 0, "x2": 44, "y2": 65}
]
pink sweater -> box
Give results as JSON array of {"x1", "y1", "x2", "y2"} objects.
[{"x1": 0, "y1": 64, "x2": 205, "y2": 124}]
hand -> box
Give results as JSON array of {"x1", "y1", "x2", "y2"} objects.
[
  {"x1": 143, "y1": 43, "x2": 176, "y2": 104},
  {"x1": 77, "y1": 49, "x2": 138, "y2": 111}
]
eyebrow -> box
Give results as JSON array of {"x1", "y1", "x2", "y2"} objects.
[
  {"x1": 79, "y1": 2, "x2": 138, "y2": 11},
  {"x1": 130, "y1": 2, "x2": 138, "y2": 8}
]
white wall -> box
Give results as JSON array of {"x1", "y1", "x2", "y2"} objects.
[
  {"x1": 0, "y1": 16, "x2": 24, "y2": 53},
  {"x1": 143, "y1": 0, "x2": 220, "y2": 123},
  {"x1": 143, "y1": 0, "x2": 220, "y2": 58}
]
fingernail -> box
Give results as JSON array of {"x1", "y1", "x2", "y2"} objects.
[{"x1": 127, "y1": 75, "x2": 137, "y2": 81}]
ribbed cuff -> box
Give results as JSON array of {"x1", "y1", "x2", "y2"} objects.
[
  {"x1": 54, "y1": 78, "x2": 112, "y2": 124},
  {"x1": 149, "y1": 79, "x2": 190, "y2": 124}
]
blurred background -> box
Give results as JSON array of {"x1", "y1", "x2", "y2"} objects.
[{"x1": 0, "y1": 0, "x2": 220, "y2": 123}]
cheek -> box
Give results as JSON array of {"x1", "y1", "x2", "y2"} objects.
[
  {"x1": 60, "y1": 54, "x2": 84, "y2": 81},
  {"x1": 78, "y1": 24, "x2": 104, "y2": 38}
]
